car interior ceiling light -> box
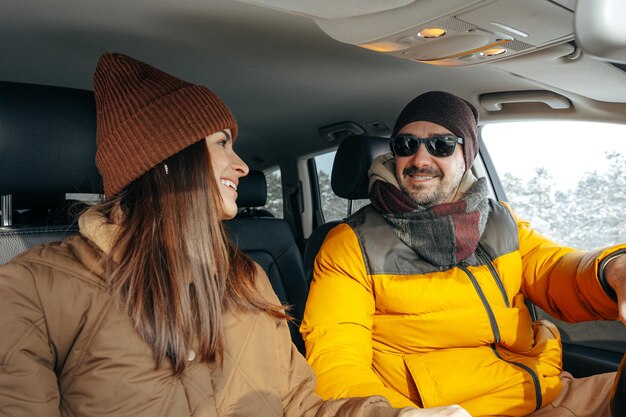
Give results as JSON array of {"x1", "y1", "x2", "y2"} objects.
[
  {"x1": 480, "y1": 47, "x2": 507, "y2": 56},
  {"x1": 417, "y1": 27, "x2": 447, "y2": 39}
]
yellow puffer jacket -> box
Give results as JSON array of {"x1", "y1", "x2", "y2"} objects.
[{"x1": 301, "y1": 202, "x2": 622, "y2": 417}]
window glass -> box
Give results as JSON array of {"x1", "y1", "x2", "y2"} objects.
[
  {"x1": 66, "y1": 193, "x2": 102, "y2": 205},
  {"x1": 482, "y1": 121, "x2": 626, "y2": 351},
  {"x1": 483, "y1": 121, "x2": 626, "y2": 250},
  {"x1": 264, "y1": 168, "x2": 284, "y2": 218},
  {"x1": 314, "y1": 151, "x2": 369, "y2": 222}
]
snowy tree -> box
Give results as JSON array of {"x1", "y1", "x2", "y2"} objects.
[
  {"x1": 502, "y1": 168, "x2": 559, "y2": 238},
  {"x1": 564, "y1": 152, "x2": 626, "y2": 248},
  {"x1": 501, "y1": 152, "x2": 626, "y2": 250},
  {"x1": 318, "y1": 170, "x2": 348, "y2": 221}
]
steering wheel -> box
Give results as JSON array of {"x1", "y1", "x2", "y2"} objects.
[{"x1": 611, "y1": 352, "x2": 626, "y2": 417}]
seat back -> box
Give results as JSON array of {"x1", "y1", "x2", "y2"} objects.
[
  {"x1": 303, "y1": 135, "x2": 389, "y2": 281},
  {"x1": 226, "y1": 169, "x2": 309, "y2": 353},
  {"x1": 235, "y1": 170, "x2": 274, "y2": 218},
  {"x1": 0, "y1": 81, "x2": 101, "y2": 264}
]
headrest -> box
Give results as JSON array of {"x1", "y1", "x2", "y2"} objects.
[
  {"x1": 331, "y1": 135, "x2": 390, "y2": 200},
  {"x1": 0, "y1": 81, "x2": 102, "y2": 195},
  {"x1": 236, "y1": 170, "x2": 267, "y2": 207}
]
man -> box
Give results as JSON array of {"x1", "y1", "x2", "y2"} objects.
[{"x1": 301, "y1": 91, "x2": 626, "y2": 417}]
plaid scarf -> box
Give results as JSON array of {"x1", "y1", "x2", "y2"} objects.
[{"x1": 368, "y1": 154, "x2": 490, "y2": 267}]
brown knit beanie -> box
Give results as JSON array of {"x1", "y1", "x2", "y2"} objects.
[
  {"x1": 392, "y1": 91, "x2": 479, "y2": 172},
  {"x1": 93, "y1": 52, "x2": 238, "y2": 196}
]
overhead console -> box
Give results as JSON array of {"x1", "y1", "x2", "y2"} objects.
[{"x1": 239, "y1": 0, "x2": 576, "y2": 66}]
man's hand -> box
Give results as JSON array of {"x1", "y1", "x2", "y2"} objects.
[
  {"x1": 605, "y1": 254, "x2": 626, "y2": 325},
  {"x1": 401, "y1": 405, "x2": 471, "y2": 417}
]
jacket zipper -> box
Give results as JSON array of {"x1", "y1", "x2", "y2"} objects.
[
  {"x1": 490, "y1": 344, "x2": 543, "y2": 410},
  {"x1": 476, "y1": 244, "x2": 510, "y2": 308},
  {"x1": 458, "y1": 264, "x2": 542, "y2": 411},
  {"x1": 458, "y1": 265, "x2": 501, "y2": 342}
]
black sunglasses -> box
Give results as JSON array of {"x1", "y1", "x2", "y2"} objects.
[{"x1": 390, "y1": 134, "x2": 464, "y2": 158}]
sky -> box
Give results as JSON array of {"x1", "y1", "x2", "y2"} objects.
[
  {"x1": 316, "y1": 121, "x2": 626, "y2": 192},
  {"x1": 315, "y1": 151, "x2": 338, "y2": 176},
  {"x1": 482, "y1": 121, "x2": 626, "y2": 191}
]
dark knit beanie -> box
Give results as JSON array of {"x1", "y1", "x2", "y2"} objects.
[
  {"x1": 392, "y1": 91, "x2": 479, "y2": 171},
  {"x1": 93, "y1": 52, "x2": 238, "y2": 196}
]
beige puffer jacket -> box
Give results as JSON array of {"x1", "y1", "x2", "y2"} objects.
[{"x1": 0, "y1": 213, "x2": 408, "y2": 417}]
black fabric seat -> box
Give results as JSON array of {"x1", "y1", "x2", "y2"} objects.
[
  {"x1": 0, "y1": 194, "x2": 89, "y2": 264},
  {"x1": 303, "y1": 135, "x2": 389, "y2": 282},
  {"x1": 0, "y1": 82, "x2": 101, "y2": 264},
  {"x1": 235, "y1": 170, "x2": 274, "y2": 218},
  {"x1": 226, "y1": 169, "x2": 309, "y2": 354}
]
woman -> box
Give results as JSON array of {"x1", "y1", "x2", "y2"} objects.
[{"x1": 0, "y1": 53, "x2": 470, "y2": 417}]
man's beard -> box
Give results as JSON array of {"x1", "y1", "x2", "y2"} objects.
[{"x1": 399, "y1": 165, "x2": 465, "y2": 207}]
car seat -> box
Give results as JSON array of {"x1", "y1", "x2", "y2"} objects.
[
  {"x1": 226, "y1": 170, "x2": 309, "y2": 354},
  {"x1": 303, "y1": 135, "x2": 389, "y2": 282},
  {"x1": 0, "y1": 81, "x2": 101, "y2": 264},
  {"x1": 235, "y1": 170, "x2": 275, "y2": 218}
]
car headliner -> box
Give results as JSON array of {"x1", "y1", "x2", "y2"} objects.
[{"x1": 1, "y1": 0, "x2": 625, "y2": 170}]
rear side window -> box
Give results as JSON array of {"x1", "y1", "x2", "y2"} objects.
[{"x1": 264, "y1": 168, "x2": 284, "y2": 218}]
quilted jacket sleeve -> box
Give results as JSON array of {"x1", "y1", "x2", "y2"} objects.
[
  {"x1": 299, "y1": 224, "x2": 417, "y2": 409},
  {"x1": 504, "y1": 202, "x2": 624, "y2": 322},
  {"x1": 0, "y1": 260, "x2": 61, "y2": 417},
  {"x1": 250, "y1": 264, "x2": 409, "y2": 417},
  {"x1": 280, "y1": 325, "x2": 410, "y2": 417}
]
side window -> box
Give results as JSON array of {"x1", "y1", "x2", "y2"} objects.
[
  {"x1": 314, "y1": 151, "x2": 368, "y2": 222},
  {"x1": 482, "y1": 121, "x2": 626, "y2": 249},
  {"x1": 264, "y1": 168, "x2": 284, "y2": 218},
  {"x1": 482, "y1": 121, "x2": 626, "y2": 352}
]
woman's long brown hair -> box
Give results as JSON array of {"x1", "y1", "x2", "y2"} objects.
[{"x1": 96, "y1": 140, "x2": 287, "y2": 374}]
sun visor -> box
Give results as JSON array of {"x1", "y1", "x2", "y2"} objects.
[
  {"x1": 575, "y1": 0, "x2": 626, "y2": 64},
  {"x1": 238, "y1": 0, "x2": 575, "y2": 67}
]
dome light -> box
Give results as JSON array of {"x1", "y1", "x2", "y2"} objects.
[
  {"x1": 480, "y1": 47, "x2": 507, "y2": 57},
  {"x1": 417, "y1": 28, "x2": 447, "y2": 39}
]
